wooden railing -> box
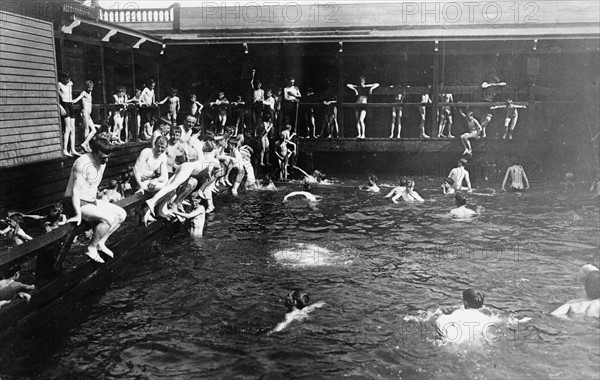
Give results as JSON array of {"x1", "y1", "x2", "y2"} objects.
[
  {"x1": 99, "y1": 5, "x2": 175, "y2": 23},
  {"x1": 0, "y1": 192, "x2": 150, "y2": 276},
  {"x1": 63, "y1": 3, "x2": 176, "y2": 24}
]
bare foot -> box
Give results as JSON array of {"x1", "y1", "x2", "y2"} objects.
[
  {"x1": 448, "y1": 135, "x2": 455, "y2": 139},
  {"x1": 63, "y1": 150, "x2": 73, "y2": 157},
  {"x1": 420, "y1": 133, "x2": 430, "y2": 139},
  {"x1": 97, "y1": 243, "x2": 114, "y2": 258},
  {"x1": 72, "y1": 150, "x2": 81, "y2": 156},
  {"x1": 85, "y1": 247, "x2": 105, "y2": 263},
  {"x1": 142, "y1": 209, "x2": 156, "y2": 227}
]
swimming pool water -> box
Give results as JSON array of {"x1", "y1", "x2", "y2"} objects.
[{"x1": 1, "y1": 176, "x2": 599, "y2": 379}]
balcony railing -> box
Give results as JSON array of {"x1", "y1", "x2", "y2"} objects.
[
  {"x1": 99, "y1": 5, "x2": 175, "y2": 23},
  {"x1": 63, "y1": 3, "x2": 175, "y2": 24}
]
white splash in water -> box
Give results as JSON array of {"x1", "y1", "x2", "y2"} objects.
[{"x1": 273, "y1": 243, "x2": 353, "y2": 267}]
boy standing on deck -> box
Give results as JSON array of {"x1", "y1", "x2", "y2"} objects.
[
  {"x1": 158, "y1": 88, "x2": 181, "y2": 126},
  {"x1": 64, "y1": 137, "x2": 127, "y2": 264},
  {"x1": 58, "y1": 70, "x2": 80, "y2": 157},
  {"x1": 75, "y1": 80, "x2": 97, "y2": 153}
]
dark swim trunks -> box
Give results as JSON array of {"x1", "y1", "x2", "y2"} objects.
[
  {"x1": 60, "y1": 101, "x2": 74, "y2": 118},
  {"x1": 63, "y1": 197, "x2": 98, "y2": 218}
]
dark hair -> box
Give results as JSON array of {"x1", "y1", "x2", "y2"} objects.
[
  {"x1": 463, "y1": 289, "x2": 484, "y2": 309},
  {"x1": 459, "y1": 158, "x2": 468, "y2": 166},
  {"x1": 90, "y1": 136, "x2": 112, "y2": 154},
  {"x1": 399, "y1": 177, "x2": 408, "y2": 187},
  {"x1": 60, "y1": 70, "x2": 70, "y2": 81},
  {"x1": 585, "y1": 271, "x2": 600, "y2": 299},
  {"x1": 455, "y1": 193, "x2": 467, "y2": 206},
  {"x1": 284, "y1": 289, "x2": 309, "y2": 311},
  {"x1": 368, "y1": 174, "x2": 378, "y2": 183},
  {"x1": 444, "y1": 178, "x2": 455, "y2": 185},
  {"x1": 303, "y1": 182, "x2": 312, "y2": 192}
]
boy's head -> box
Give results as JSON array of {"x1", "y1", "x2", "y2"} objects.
[
  {"x1": 368, "y1": 174, "x2": 378, "y2": 183},
  {"x1": 285, "y1": 289, "x2": 309, "y2": 311},
  {"x1": 266, "y1": 89, "x2": 273, "y2": 97},
  {"x1": 399, "y1": 177, "x2": 408, "y2": 187},
  {"x1": 584, "y1": 271, "x2": 600, "y2": 300},
  {"x1": 406, "y1": 178, "x2": 415, "y2": 189},
  {"x1": 148, "y1": 78, "x2": 155, "y2": 88},
  {"x1": 303, "y1": 182, "x2": 312, "y2": 192},
  {"x1": 190, "y1": 94, "x2": 197, "y2": 101},
  {"x1": 262, "y1": 175, "x2": 273, "y2": 187},
  {"x1": 90, "y1": 136, "x2": 112, "y2": 158},
  {"x1": 170, "y1": 126, "x2": 182, "y2": 141},
  {"x1": 312, "y1": 170, "x2": 324, "y2": 182},
  {"x1": 171, "y1": 88, "x2": 178, "y2": 95},
  {"x1": 117, "y1": 86, "x2": 126, "y2": 95},
  {"x1": 444, "y1": 178, "x2": 455, "y2": 186},
  {"x1": 458, "y1": 158, "x2": 467, "y2": 167},
  {"x1": 455, "y1": 193, "x2": 467, "y2": 206},
  {"x1": 85, "y1": 80, "x2": 94, "y2": 90},
  {"x1": 60, "y1": 70, "x2": 70, "y2": 83},
  {"x1": 463, "y1": 289, "x2": 484, "y2": 309}
]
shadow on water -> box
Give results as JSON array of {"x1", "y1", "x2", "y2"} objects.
[{"x1": 1, "y1": 176, "x2": 598, "y2": 379}]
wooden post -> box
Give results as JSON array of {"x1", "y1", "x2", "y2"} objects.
[
  {"x1": 131, "y1": 52, "x2": 138, "y2": 140},
  {"x1": 431, "y1": 42, "x2": 439, "y2": 137},
  {"x1": 100, "y1": 44, "x2": 107, "y2": 121},
  {"x1": 155, "y1": 58, "x2": 160, "y2": 119},
  {"x1": 338, "y1": 46, "x2": 344, "y2": 137}
]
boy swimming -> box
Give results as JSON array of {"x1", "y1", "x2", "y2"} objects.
[
  {"x1": 270, "y1": 289, "x2": 325, "y2": 334},
  {"x1": 552, "y1": 265, "x2": 599, "y2": 319},
  {"x1": 450, "y1": 193, "x2": 480, "y2": 218},
  {"x1": 436, "y1": 289, "x2": 500, "y2": 344}
]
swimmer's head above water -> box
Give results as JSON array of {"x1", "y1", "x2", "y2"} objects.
[
  {"x1": 303, "y1": 182, "x2": 313, "y2": 192},
  {"x1": 455, "y1": 193, "x2": 467, "y2": 206},
  {"x1": 463, "y1": 289, "x2": 485, "y2": 309},
  {"x1": 285, "y1": 289, "x2": 310, "y2": 312},
  {"x1": 584, "y1": 270, "x2": 600, "y2": 300},
  {"x1": 312, "y1": 170, "x2": 325, "y2": 182}
]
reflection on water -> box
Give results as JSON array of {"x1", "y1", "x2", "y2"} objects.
[{"x1": 1, "y1": 176, "x2": 599, "y2": 379}]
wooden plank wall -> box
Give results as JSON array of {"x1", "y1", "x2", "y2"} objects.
[{"x1": 0, "y1": 10, "x2": 62, "y2": 167}]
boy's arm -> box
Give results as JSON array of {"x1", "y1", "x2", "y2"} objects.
[
  {"x1": 522, "y1": 168, "x2": 530, "y2": 189},
  {"x1": 157, "y1": 96, "x2": 168, "y2": 105},
  {"x1": 465, "y1": 172, "x2": 472, "y2": 190},
  {"x1": 369, "y1": 83, "x2": 380, "y2": 93},
  {"x1": 384, "y1": 188, "x2": 396, "y2": 198},
  {"x1": 72, "y1": 91, "x2": 85, "y2": 103}
]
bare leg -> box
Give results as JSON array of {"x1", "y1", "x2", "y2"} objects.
[
  {"x1": 447, "y1": 116, "x2": 454, "y2": 138},
  {"x1": 481, "y1": 115, "x2": 492, "y2": 138},
  {"x1": 359, "y1": 110, "x2": 367, "y2": 138},
  {"x1": 419, "y1": 107, "x2": 430, "y2": 138}
]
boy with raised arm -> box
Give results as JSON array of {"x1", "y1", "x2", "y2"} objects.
[
  {"x1": 158, "y1": 88, "x2": 180, "y2": 125},
  {"x1": 490, "y1": 99, "x2": 527, "y2": 140},
  {"x1": 64, "y1": 137, "x2": 126, "y2": 263}
]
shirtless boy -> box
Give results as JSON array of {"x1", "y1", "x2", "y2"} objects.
[
  {"x1": 58, "y1": 71, "x2": 80, "y2": 157},
  {"x1": 458, "y1": 108, "x2": 482, "y2": 156},
  {"x1": 64, "y1": 137, "x2": 126, "y2": 263},
  {"x1": 490, "y1": 99, "x2": 527, "y2": 140},
  {"x1": 447, "y1": 159, "x2": 472, "y2": 192},
  {"x1": 134, "y1": 136, "x2": 169, "y2": 193},
  {"x1": 436, "y1": 289, "x2": 500, "y2": 343},
  {"x1": 502, "y1": 160, "x2": 529, "y2": 192},
  {"x1": 74, "y1": 80, "x2": 97, "y2": 153},
  {"x1": 450, "y1": 193, "x2": 479, "y2": 218},
  {"x1": 158, "y1": 88, "x2": 180, "y2": 125},
  {"x1": 385, "y1": 177, "x2": 408, "y2": 200},
  {"x1": 391, "y1": 178, "x2": 424, "y2": 203},
  {"x1": 552, "y1": 265, "x2": 599, "y2": 319}
]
